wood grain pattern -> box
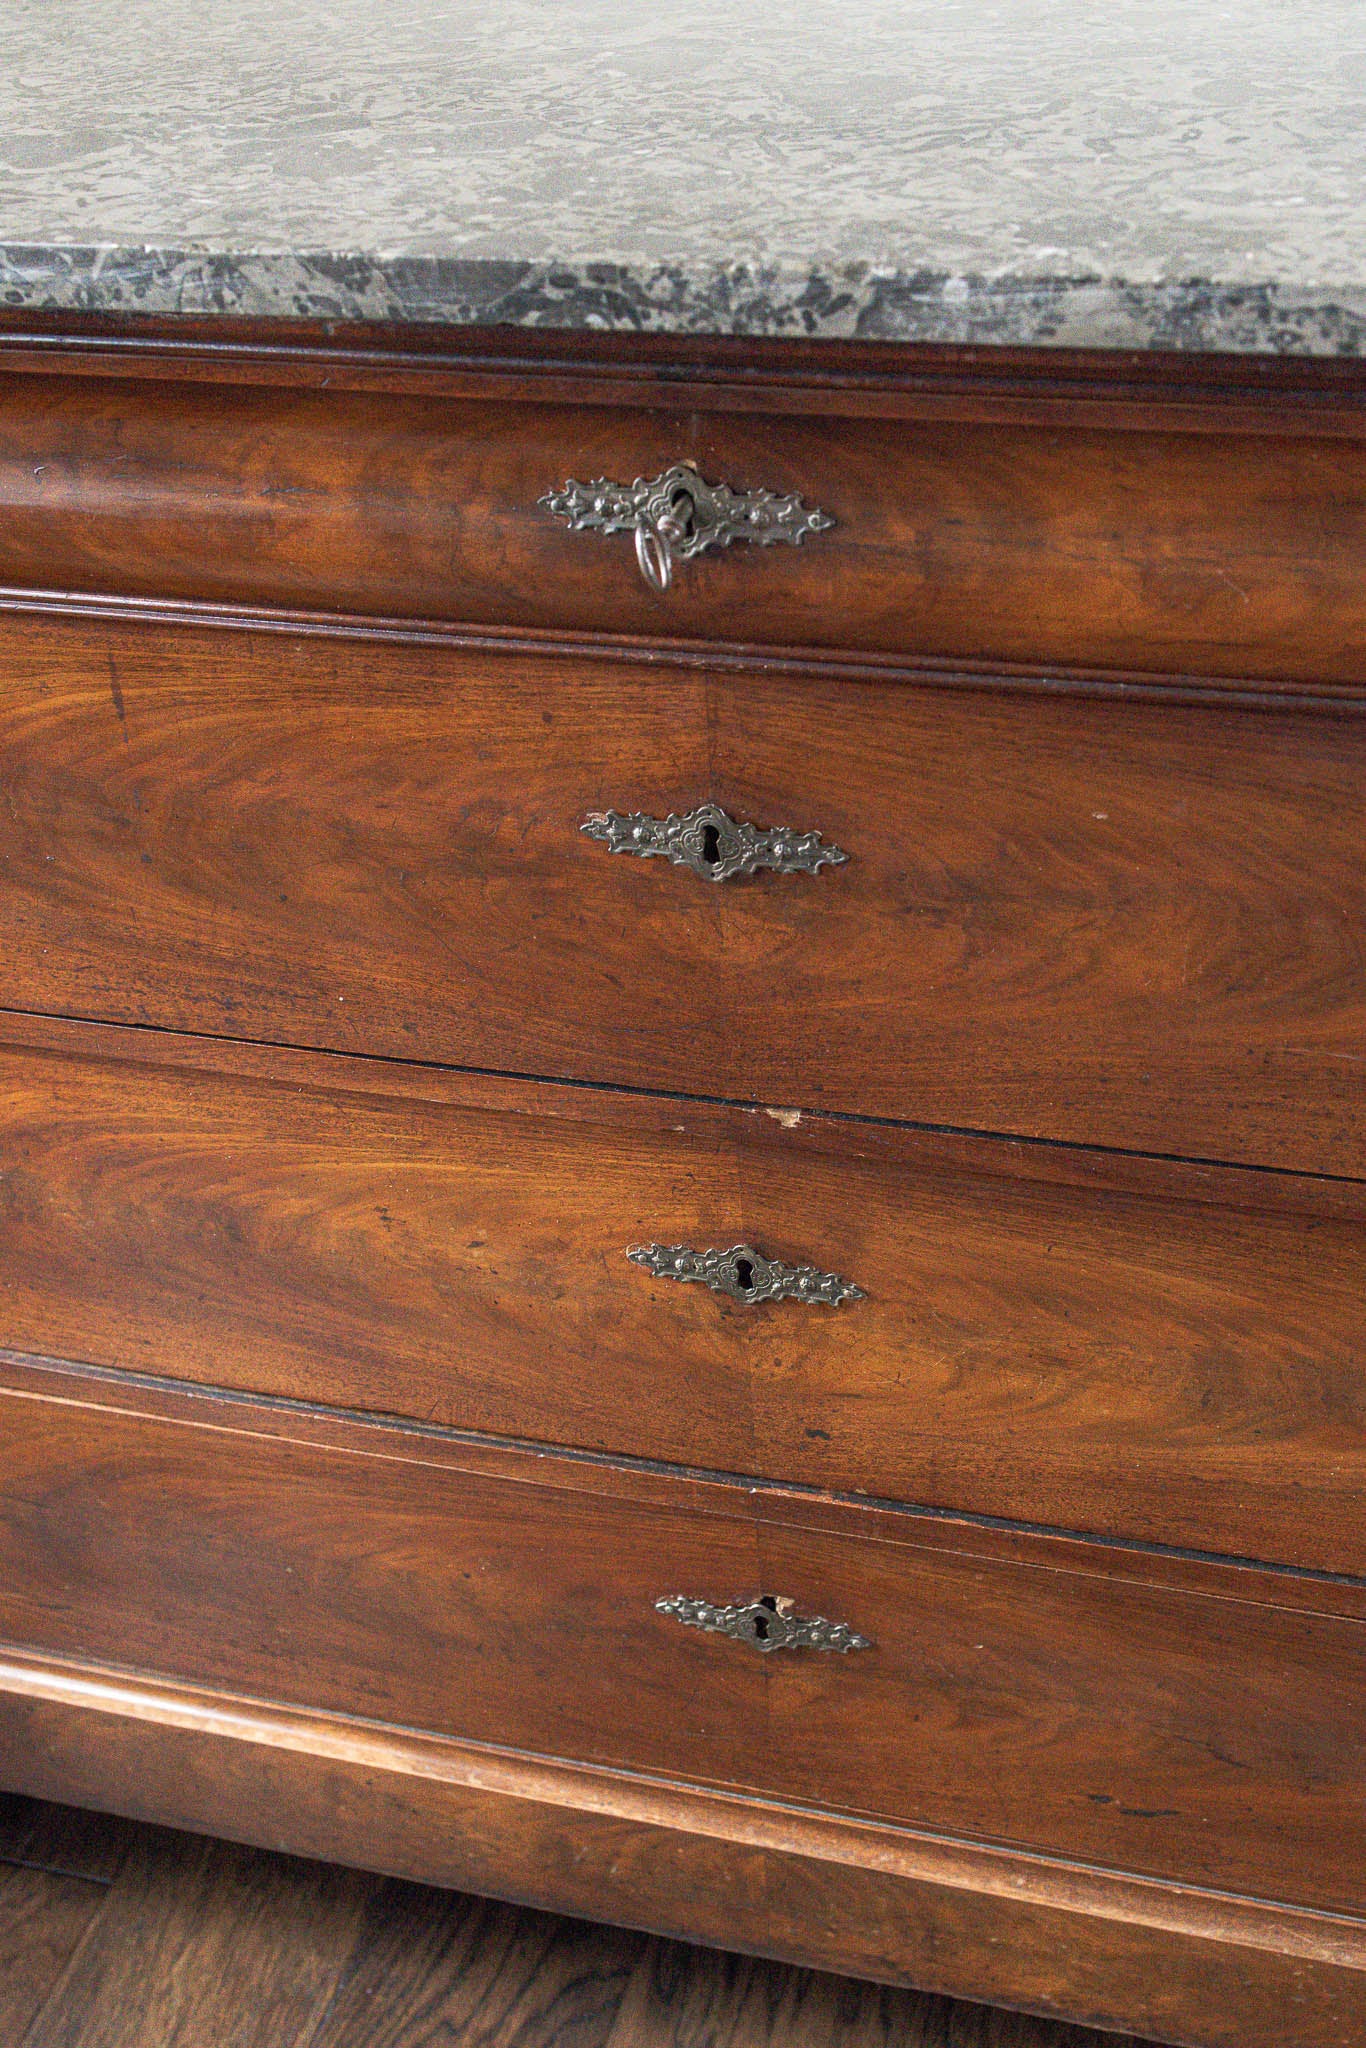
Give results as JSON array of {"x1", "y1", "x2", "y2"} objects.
[
  {"x1": 0, "y1": 1860, "x2": 107, "y2": 2043},
  {"x1": 1, "y1": 1375, "x2": 1365, "y2": 1916},
  {"x1": 3, "y1": 1030, "x2": 1366, "y2": 1574},
  {"x1": 0, "y1": 351, "x2": 1365, "y2": 685},
  {"x1": 23, "y1": 1826, "x2": 373, "y2": 2048},
  {"x1": 3, "y1": 308, "x2": 1364, "y2": 2048},
  {"x1": 2, "y1": 1660, "x2": 1364, "y2": 2048},
  {"x1": 307, "y1": 1880, "x2": 644, "y2": 2048},
  {"x1": 3, "y1": 611, "x2": 1366, "y2": 1173}
]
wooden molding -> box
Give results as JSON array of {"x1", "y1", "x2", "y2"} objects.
[
  {"x1": 1, "y1": 1640, "x2": 1365, "y2": 2048},
  {"x1": 2, "y1": 308, "x2": 1366, "y2": 437},
  {"x1": 0, "y1": 582, "x2": 1360, "y2": 715},
  {"x1": 0, "y1": 1640, "x2": 1361, "y2": 1969}
]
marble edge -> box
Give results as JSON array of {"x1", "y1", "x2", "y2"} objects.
[{"x1": 4, "y1": 244, "x2": 1366, "y2": 355}]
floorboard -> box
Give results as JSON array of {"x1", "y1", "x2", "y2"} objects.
[
  {"x1": 0, "y1": 1860, "x2": 107, "y2": 2042},
  {"x1": 305, "y1": 1880, "x2": 644, "y2": 2048},
  {"x1": 21, "y1": 1826, "x2": 373, "y2": 2048}
]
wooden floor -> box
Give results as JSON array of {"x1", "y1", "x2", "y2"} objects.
[{"x1": 0, "y1": 1792, "x2": 1160, "y2": 2047}]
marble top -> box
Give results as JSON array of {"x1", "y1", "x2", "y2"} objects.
[{"x1": 2, "y1": 0, "x2": 1365, "y2": 355}]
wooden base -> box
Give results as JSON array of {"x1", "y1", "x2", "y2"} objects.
[{"x1": 0, "y1": 1644, "x2": 1362, "y2": 2048}]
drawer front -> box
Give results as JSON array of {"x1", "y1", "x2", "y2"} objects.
[
  {"x1": 3, "y1": 371, "x2": 1366, "y2": 683},
  {"x1": 3, "y1": 612, "x2": 1365, "y2": 1175},
  {"x1": 4, "y1": 1029, "x2": 1366, "y2": 1576},
  {"x1": 1, "y1": 1379, "x2": 1364, "y2": 1916}
]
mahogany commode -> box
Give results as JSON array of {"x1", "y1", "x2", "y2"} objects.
[{"x1": 1, "y1": 312, "x2": 1365, "y2": 2048}]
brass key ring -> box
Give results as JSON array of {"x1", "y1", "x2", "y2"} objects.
[{"x1": 634, "y1": 514, "x2": 682, "y2": 592}]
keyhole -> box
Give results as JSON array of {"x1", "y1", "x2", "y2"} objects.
[
  {"x1": 671, "y1": 488, "x2": 698, "y2": 538},
  {"x1": 752, "y1": 1610, "x2": 771, "y2": 1642},
  {"x1": 700, "y1": 822, "x2": 721, "y2": 867},
  {"x1": 734, "y1": 1256, "x2": 755, "y2": 1294}
]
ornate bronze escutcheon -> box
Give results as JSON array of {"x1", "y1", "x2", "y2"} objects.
[
  {"x1": 540, "y1": 460, "x2": 834, "y2": 590},
  {"x1": 655, "y1": 1593, "x2": 872, "y2": 1655},
  {"x1": 627, "y1": 1242, "x2": 865, "y2": 1307},
  {"x1": 581, "y1": 803, "x2": 846, "y2": 883}
]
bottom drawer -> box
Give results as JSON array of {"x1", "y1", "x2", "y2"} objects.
[{"x1": 1, "y1": 1361, "x2": 1364, "y2": 1918}]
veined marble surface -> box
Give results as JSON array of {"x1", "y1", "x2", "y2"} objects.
[{"x1": 2, "y1": 0, "x2": 1364, "y2": 354}]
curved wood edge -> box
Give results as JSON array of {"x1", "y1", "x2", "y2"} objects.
[
  {"x1": 0, "y1": 1641, "x2": 1361, "y2": 1966},
  {"x1": 1, "y1": 308, "x2": 1366, "y2": 440},
  {"x1": 0, "y1": 1643, "x2": 1362, "y2": 2048},
  {"x1": 1, "y1": 583, "x2": 1362, "y2": 716}
]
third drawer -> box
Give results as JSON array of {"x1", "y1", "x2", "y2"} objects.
[{"x1": 3, "y1": 1016, "x2": 1365, "y2": 1577}]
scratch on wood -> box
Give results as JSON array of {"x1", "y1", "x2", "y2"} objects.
[{"x1": 107, "y1": 653, "x2": 127, "y2": 736}]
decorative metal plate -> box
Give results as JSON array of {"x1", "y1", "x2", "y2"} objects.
[
  {"x1": 627, "y1": 1242, "x2": 865, "y2": 1307},
  {"x1": 656, "y1": 1593, "x2": 871, "y2": 1655},
  {"x1": 540, "y1": 459, "x2": 834, "y2": 590},
  {"x1": 581, "y1": 802, "x2": 847, "y2": 884}
]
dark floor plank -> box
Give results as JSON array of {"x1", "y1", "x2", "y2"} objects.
[
  {"x1": 24, "y1": 1825, "x2": 376, "y2": 2048},
  {"x1": 604, "y1": 1936, "x2": 1153, "y2": 2048},
  {"x1": 0, "y1": 1794, "x2": 134, "y2": 1883},
  {"x1": 0, "y1": 1860, "x2": 107, "y2": 2041},
  {"x1": 304, "y1": 1879, "x2": 643, "y2": 2048},
  {"x1": 0, "y1": 1791, "x2": 42, "y2": 1853}
]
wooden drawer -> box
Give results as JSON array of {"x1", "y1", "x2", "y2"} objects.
[
  {"x1": 3, "y1": 611, "x2": 1365, "y2": 1174},
  {"x1": 2, "y1": 1361, "x2": 1366, "y2": 1918},
  {"x1": 2, "y1": 364, "x2": 1366, "y2": 684},
  {"x1": 5, "y1": 1017, "x2": 1366, "y2": 1577}
]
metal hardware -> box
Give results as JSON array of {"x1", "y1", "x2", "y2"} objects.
[
  {"x1": 581, "y1": 803, "x2": 846, "y2": 884},
  {"x1": 539, "y1": 460, "x2": 834, "y2": 592},
  {"x1": 627, "y1": 1242, "x2": 865, "y2": 1307},
  {"x1": 656, "y1": 1592, "x2": 871, "y2": 1655}
]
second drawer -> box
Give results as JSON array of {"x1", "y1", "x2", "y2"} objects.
[
  {"x1": 3, "y1": 1020, "x2": 1363, "y2": 1576},
  {"x1": 3, "y1": 610, "x2": 1366, "y2": 1174}
]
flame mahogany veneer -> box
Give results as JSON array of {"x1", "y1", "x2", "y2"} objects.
[{"x1": 0, "y1": 313, "x2": 1364, "y2": 2047}]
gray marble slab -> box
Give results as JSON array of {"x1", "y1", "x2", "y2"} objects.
[{"x1": 2, "y1": 0, "x2": 1365, "y2": 354}]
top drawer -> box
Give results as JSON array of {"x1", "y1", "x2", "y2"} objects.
[{"x1": 1, "y1": 368, "x2": 1366, "y2": 682}]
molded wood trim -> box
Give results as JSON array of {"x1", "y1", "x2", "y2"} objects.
[
  {"x1": 0, "y1": 1642, "x2": 1360, "y2": 1965},
  {"x1": 2, "y1": 308, "x2": 1366, "y2": 439},
  {"x1": 1, "y1": 582, "x2": 1361, "y2": 714},
  {"x1": 0, "y1": 1643, "x2": 1363, "y2": 2048}
]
